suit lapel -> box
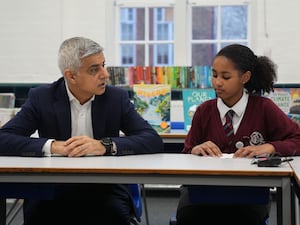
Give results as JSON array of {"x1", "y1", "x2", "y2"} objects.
[
  {"x1": 53, "y1": 80, "x2": 72, "y2": 139},
  {"x1": 92, "y1": 94, "x2": 107, "y2": 139}
]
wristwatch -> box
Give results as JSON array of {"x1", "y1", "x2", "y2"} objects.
[{"x1": 101, "y1": 138, "x2": 117, "y2": 156}]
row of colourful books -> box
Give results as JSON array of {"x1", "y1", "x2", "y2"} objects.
[
  {"x1": 107, "y1": 66, "x2": 212, "y2": 89},
  {"x1": 132, "y1": 85, "x2": 300, "y2": 133}
]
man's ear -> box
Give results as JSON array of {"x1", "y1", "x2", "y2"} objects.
[
  {"x1": 64, "y1": 69, "x2": 76, "y2": 84},
  {"x1": 242, "y1": 71, "x2": 251, "y2": 84}
]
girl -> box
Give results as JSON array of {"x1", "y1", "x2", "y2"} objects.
[{"x1": 176, "y1": 44, "x2": 300, "y2": 225}]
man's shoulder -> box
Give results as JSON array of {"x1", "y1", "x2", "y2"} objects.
[
  {"x1": 28, "y1": 77, "x2": 65, "y2": 97},
  {"x1": 105, "y1": 85, "x2": 129, "y2": 96}
]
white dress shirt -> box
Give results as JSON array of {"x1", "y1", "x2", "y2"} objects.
[{"x1": 42, "y1": 83, "x2": 94, "y2": 156}]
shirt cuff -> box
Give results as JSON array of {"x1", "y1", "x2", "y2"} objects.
[
  {"x1": 112, "y1": 141, "x2": 117, "y2": 155},
  {"x1": 42, "y1": 139, "x2": 54, "y2": 157}
]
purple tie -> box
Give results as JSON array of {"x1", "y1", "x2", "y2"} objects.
[{"x1": 224, "y1": 110, "x2": 235, "y2": 145}]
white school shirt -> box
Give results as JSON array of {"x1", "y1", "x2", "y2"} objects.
[{"x1": 217, "y1": 90, "x2": 249, "y2": 135}]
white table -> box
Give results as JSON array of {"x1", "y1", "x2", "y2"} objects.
[
  {"x1": 289, "y1": 157, "x2": 300, "y2": 225},
  {"x1": 0, "y1": 154, "x2": 293, "y2": 225}
]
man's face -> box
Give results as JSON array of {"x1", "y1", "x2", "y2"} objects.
[{"x1": 68, "y1": 52, "x2": 109, "y2": 104}]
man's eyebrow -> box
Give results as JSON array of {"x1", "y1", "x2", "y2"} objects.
[{"x1": 88, "y1": 64, "x2": 100, "y2": 68}]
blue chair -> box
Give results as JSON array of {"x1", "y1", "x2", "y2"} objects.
[{"x1": 128, "y1": 184, "x2": 149, "y2": 225}]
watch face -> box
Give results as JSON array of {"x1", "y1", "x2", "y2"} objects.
[
  {"x1": 101, "y1": 138, "x2": 113, "y2": 155},
  {"x1": 102, "y1": 138, "x2": 112, "y2": 146}
]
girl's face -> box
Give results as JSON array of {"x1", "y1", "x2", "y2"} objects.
[{"x1": 212, "y1": 56, "x2": 250, "y2": 107}]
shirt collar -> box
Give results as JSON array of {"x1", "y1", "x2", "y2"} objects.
[
  {"x1": 217, "y1": 89, "x2": 249, "y2": 119},
  {"x1": 65, "y1": 82, "x2": 95, "y2": 105}
]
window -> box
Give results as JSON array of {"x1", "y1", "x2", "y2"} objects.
[
  {"x1": 188, "y1": 0, "x2": 250, "y2": 66},
  {"x1": 114, "y1": 0, "x2": 250, "y2": 67},
  {"x1": 116, "y1": 1, "x2": 174, "y2": 66}
]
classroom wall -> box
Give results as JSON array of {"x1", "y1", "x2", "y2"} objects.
[{"x1": 0, "y1": 0, "x2": 299, "y2": 84}]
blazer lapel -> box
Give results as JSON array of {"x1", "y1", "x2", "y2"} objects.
[
  {"x1": 53, "y1": 80, "x2": 72, "y2": 139},
  {"x1": 92, "y1": 94, "x2": 107, "y2": 139}
]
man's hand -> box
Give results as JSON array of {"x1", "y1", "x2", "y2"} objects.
[{"x1": 51, "y1": 136, "x2": 106, "y2": 157}]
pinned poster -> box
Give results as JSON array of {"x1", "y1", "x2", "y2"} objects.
[
  {"x1": 265, "y1": 88, "x2": 300, "y2": 114},
  {"x1": 265, "y1": 87, "x2": 300, "y2": 125},
  {"x1": 133, "y1": 84, "x2": 171, "y2": 133}
]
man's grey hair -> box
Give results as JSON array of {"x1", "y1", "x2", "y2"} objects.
[{"x1": 58, "y1": 37, "x2": 104, "y2": 74}]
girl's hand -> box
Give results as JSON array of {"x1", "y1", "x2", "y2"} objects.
[
  {"x1": 233, "y1": 143, "x2": 276, "y2": 158},
  {"x1": 191, "y1": 141, "x2": 222, "y2": 157}
]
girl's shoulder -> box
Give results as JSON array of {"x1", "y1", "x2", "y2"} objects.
[{"x1": 196, "y1": 98, "x2": 218, "y2": 114}]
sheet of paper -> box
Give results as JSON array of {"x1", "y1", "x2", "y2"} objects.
[{"x1": 221, "y1": 153, "x2": 234, "y2": 159}]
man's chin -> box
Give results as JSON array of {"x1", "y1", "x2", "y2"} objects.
[{"x1": 95, "y1": 86, "x2": 106, "y2": 95}]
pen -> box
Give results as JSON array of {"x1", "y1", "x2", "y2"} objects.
[{"x1": 281, "y1": 158, "x2": 293, "y2": 163}]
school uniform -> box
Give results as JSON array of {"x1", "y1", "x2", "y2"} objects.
[{"x1": 177, "y1": 91, "x2": 300, "y2": 225}]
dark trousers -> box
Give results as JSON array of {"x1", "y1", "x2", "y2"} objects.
[{"x1": 23, "y1": 184, "x2": 133, "y2": 225}]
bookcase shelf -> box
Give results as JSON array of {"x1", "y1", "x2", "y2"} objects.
[
  {"x1": 0, "y1": 83, "x2": 184, "y2": 107},
  {"x1": 0, "y1": 82, "x2": 299, "y2": 107}
]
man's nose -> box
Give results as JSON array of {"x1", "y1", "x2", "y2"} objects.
[{"x1": 99, "y1": 68, "x2": 109, "y2": 79}]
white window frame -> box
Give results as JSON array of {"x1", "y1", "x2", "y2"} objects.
[
  {"x1": 187, "y1": 0, "x2": 252, "y2": 65},
  {"x1": 114, "y1": 0, "x2": 175, "y2": 66},
  {"x1": 109, "y1": 0, "x2": 254, "y2": 67}
]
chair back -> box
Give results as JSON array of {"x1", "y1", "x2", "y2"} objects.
[{"x1": 128, "y1": 184, "x2": 143, "y2": 222}]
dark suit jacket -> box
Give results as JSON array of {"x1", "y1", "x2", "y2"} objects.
[
  {"x1": 0, "y1": 77, "x2": 163, "y2": 156},
  {"x1": 0, "y1": 77, "x2": 164, "y2": 223}
]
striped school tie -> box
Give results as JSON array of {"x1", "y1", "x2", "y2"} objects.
[{"x1": 224, "y1": 110, "x2": 235, "y2": 145}]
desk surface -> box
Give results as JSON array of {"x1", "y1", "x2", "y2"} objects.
[
  {"x1": 0, "y1": 154, "x2": 292, "y2": 176},
  {"x1": 0, "y1": 154, "x2": 293, "y2": 225}
]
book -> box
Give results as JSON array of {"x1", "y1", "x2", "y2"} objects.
[
  {"x1": 133, "y1": 84, "x2": 171, "y2": 133},
  {"x1": 193, "y1": 65, "x2": 212, "y2": 88},
  {"x1": 288, "y1": 114, "x2": 300, "y2": 125},
  {"x1": 107, "y1": 67, "x2": 130, "y2": 87},
  {"x1": 182, "y1": 88, "x2": 216, "y2": 131}
]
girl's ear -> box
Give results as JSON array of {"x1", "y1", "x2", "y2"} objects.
[{"x1": 242, "y1": 71, "x2": 251, "y2": 84}]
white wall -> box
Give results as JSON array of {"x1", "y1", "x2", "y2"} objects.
[
  {"x1": 0, "y1": 0, "x2": 299, "y2": 84},
  {"x1": 0, "y1": 0, "x2": 108, "y2": 83},
  {"x1": 0, "y1": 0, "x2": 61, "y2": 83},
  {"x1": 253, "y1": 0, "x2": 300, "y2": 83}
]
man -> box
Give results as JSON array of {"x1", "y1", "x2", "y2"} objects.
[{"x1": 0, "y1": 37, "x2": 164, "y2": 225}]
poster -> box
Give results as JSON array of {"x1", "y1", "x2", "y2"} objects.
[
  {"x1": 182, "y1": 88, "x2": 216, "y2": 131},
  {"x1": 133, "y1": 84, "x2": 171, "y2": 133}
]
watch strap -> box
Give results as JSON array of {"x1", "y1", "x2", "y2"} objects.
[{"x1": 101, "y1": 138, "x2": 117, "y2": 155}]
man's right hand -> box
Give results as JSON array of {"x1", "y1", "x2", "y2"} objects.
[{"x1": 50, "y1": 140, "x2": 68, "y2": 156}]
